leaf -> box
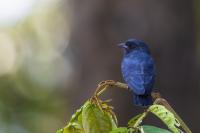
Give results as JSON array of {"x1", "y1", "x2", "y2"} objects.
[
  {"x1": 110, "y1": 125, "x2": 171, "y2": 133},
  {"x1": 69, "y1": 101, "x2": 89, "y2": 124},
  {"x1": 56, "y1": 98, "x2": 118, "y2": 133},
  {"x1": 110, "y1": 127, "x2": 130, "y2": 133},
  {"x1": 141, "y1": 125, "x2": 171, "y2": 133},
  {"x1": 63, "y1": 126, "x2": 84, "y2": 133},
  {"x1": 148, "y1": 105, "x2": 182, "y2": 133},
  {"x1": 56, "y1": 129, "x2": 63, "y2": 133},
  {"x1": 82, "y1": 102, "x2": 117, "y2": 133},
  {"x1": 128, "y1": 113, "x2": 148, "y2": 128},
  {"x1": 56, "y1": 101, "x2": 90, "y2": 133},
  {"x1": 128, "y1": 113, "x2": 143, "y2": 126}
]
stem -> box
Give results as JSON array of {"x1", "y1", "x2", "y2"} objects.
[
  {"x1": 133, "y1": 111, "x2": 149, "y2": 129},
  {"x1": 154, "y1": 98, "x2": 192, "y2": 133},
  {"x1": 96, "y1": 85, "x2": 109, "y2": 96},
  {"x1": 94, "y1": 80, "x2": 129, "y2": 97},
  {"x1": 93, "y1": 80, "x2": 191, "y2": 133}
]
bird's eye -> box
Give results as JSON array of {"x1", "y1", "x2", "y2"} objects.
[{"x1": 127, "y1": 44, "x2": 136, "y2": 49}]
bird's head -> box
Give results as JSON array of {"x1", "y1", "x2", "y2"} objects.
[{"x1": 118, "y1": 39, "x2": 150, "y2": 54}]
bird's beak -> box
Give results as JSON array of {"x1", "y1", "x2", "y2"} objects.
[{"x1": 118, "y1": 43, "x2": 127, "y2": 49}]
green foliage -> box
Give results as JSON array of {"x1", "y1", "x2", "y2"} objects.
[
  {"x1": 82, "y1": 102, "x2": 117, "y2": 133},
  {"x1": 141, "y1": 125, "x2": 171, "y2": 133},
  {"x1": 110, "y1": 127, "x2": 129, "y2": 133},
  {"x1": 57, "y1": 81, "x2": 190, "y2": 133},
  {"x1": 110, "y1": 125, "x2": 172, "y2": 133},
  {"x1": 60, "y1": 102, "x2": 88, "y2": 133},
  {"x1": 57, "y1": 102, "x2": 182, "y2": 133},
  {"x1": 57, "y1": 99, "x2": 117, "y2": 133},
  {"x1": 128, "y1": 113, "x2": 146, "y2": 128},
  {"x1": 148, "y1": 105, "x2": 182, "y2": 133},
  {"x1": 57, "y1": 100, "x2": 186, "y2": 133},
  {"x1": 56, "y1": 129, "x2": 64, "y2": 133},
  {"x1": 63, "y1": 126, "x2": 84, "y2": 133}
]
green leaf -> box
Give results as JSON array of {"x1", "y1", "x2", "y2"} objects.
[
  {"x1": 82, "y1": 102, "x2": 117, "y2": 133},
  {"x1": 148, "y1": 105, "x2": 182, "y2": 133},
  {"x1": 56, "y1": 129, "x2": 63, "y2": 133},
  {"x1": 56, "y1": 101, "x2": 90, "y2": 133},
  {"x1": 110, "y1": 127, "x2": 130, "y2": 133},
  {"x1": 141, "y1": 125, "x2": 171, "y2": 133},
  {"x1": 63, "y1": 126, "x2": 85, "y2": 133},
  {"x1": 69, "y1": 101, "x2": 89, "y2": 124},
  {"x1": 128, "y1": 113, "x2": 143, "y2": 127},
  {"x1": 128, "y1": 113, "x2": 148, "y2": 128}
]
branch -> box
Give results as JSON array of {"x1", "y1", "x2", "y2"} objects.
[{"x1": 93, "y1": 80, "x2": 192, "y2": 133}]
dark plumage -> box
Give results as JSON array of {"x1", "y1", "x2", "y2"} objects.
[{"x1": 119, "y1": 39, "x2": 156, "y2": 106}]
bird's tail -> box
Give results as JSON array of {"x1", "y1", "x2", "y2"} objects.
[{"x1": 133, "y1": 94, "x2": 153, "y2": 106}]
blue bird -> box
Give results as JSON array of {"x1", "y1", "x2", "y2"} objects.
[{"x1": 119, "y1": 39, "x2": 156, "y2": 106}]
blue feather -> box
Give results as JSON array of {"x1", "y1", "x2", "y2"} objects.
[{"x1": 119, "y1": 39, "x2": 156, "y2": 106}]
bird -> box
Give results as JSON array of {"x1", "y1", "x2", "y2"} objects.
[{"x1": 118, "y1": 39, "x2": 156, "y2": 106}]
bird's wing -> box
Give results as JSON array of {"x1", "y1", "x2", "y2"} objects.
[{"x1": 122, "y1": 52, "x2": 156, "y2": 95}]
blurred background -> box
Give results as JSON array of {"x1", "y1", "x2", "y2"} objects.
[{"x1": 0, "y1": 0, "x2": 199, "y2": 132}]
